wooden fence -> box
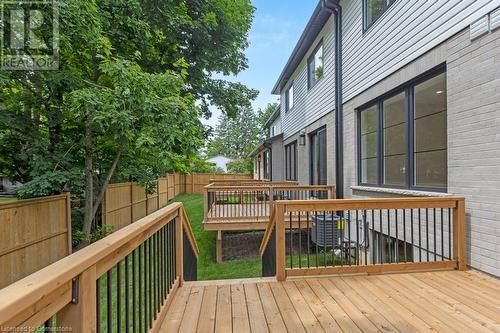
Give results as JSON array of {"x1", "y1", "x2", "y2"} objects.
[
  {"x1": 103, "y1": 173, "x2": 252, "y2": 231},
  {"x1": 0, "y1": 193, "x2": 72, "y2": 289}
]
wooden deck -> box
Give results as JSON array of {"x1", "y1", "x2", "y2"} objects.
[{"x1": 160, "y1": 270, "x2": 500, "y2": 332}]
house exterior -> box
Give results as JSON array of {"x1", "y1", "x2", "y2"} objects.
[
  {"x1": 206, "y1": 155, "x2": 232, "y2": 172},
  {"x1": 251, "y1": 105, "x2": 285, "y2": 181},
  {"x1": 271, "y1": 0, "x2": 500, "y2": 276}
]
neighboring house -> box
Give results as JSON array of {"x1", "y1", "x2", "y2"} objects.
[
  {"x1": 206, "y1": 155, "x2": 232, "y2": 172},
  {"x1": 251, "y1": 105, "x2": 284, "y2": 181},
  {"x1": 271, "y1": 0, "x2": 500, "y2": 276}
]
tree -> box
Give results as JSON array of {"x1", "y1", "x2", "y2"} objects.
[
  {"x1": 257, "y1": 102, "x2": 279, "y2": 137},
  {"x1": 206, "y1": 106, "x2": 262, "y2": 160},
  {"x1": 0, "y1": 0, "x2": 255, "y2": 242}
]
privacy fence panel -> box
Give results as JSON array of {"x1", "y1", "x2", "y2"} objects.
[
  {"x1": 0, "y1": 193, "x2": 71, "y2": 289},
  {"x1": 103, "y1": 173, "x2": 251, "y2": 231}
]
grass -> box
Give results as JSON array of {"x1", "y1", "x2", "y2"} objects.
[
  {"x1": 0, "y1": 197, "x2": 16, "y2": 203},
  {"x1": 173, "y1": 194, "x2": 261, "y2": 280}
]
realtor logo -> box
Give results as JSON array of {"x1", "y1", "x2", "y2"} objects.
[{"x1": 1, "y1": 0, "x2": 59, "y2": 70}]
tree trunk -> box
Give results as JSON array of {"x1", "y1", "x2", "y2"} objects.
[
  {"x1": 82, "y1": 121, "x2": 94, "y2": 240},
  {"x1": 91, "y1": 149, "x2": 122, "y2": 219}
]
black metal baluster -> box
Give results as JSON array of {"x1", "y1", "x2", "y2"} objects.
[
  {"x1": 433, "y1": 208, "x2": 437, "y2": 261},
  {"x1": 96, "y1": 279, "x2": 101, "y2": 333},
  {"x1": 307, "y1": 211, "x2": 310, "y2": 268},
  {"x1": 144, "y1": 240, "x2": 148, "y2": 333},
  {"x1": 348, "y1": 210, "x2": 352, "y2": 265},
  {"x1": 395, "y1": 210, "x2": 399, "y2": 263},
  {"x1": 148, "y1": 237, "x2": 153, "y2": 328},
  {"x1": 448, "y1": 208, "x2": 452, "y2": 260},
  {"x1": 418, "y1": 209, "x2": 422, "y2": 262},
  {"x1": 133, "y1": 250, "x2": 137, "y2": 333},
  {"x1": 379, "y1": 210, "x2": 383, "y2": 264},
  {"x1": 426, "y1": 208, "x2": 430, "y2": 262},
  {"x1": 332, "y1": 211, "x2": 336, "y2": 267},
  {"x1": 44, "y1": 318, "x2": 53, "y2": 332},
  {"x1": 403, "y1": 209, "x2": 407, "y2": 263},
  {"x1": 364, "y1": 210, "x2": 368, "y2": 266},
  {"x1": 139, "y1": 244, "x2": 143, "y2": 333},
  {"x1": 289, "y1": 211, "x2": 293, "y2": 269},
  {"x1": 371, "y1": 210, "x2": 375, "y2": 265},
  {"x1": 107, "y1": 270, "x2": 112, "y2": 333},
  {"x1": 411, "y1": 209, "x2": 414, "y2": 262},
  {"x1": 298, "y1": 212, "x2": 302, "y2": 269},
  {"x1": 117, "y1": 262, "x2": 122, "y2": 333},
  {"x1": 315, "y1": 210, "x2": 319, "y2": 268},
  {"x1": 323, "y1": 211, "x2": 327, "y2": 267},
  {"x1": 356, "y1": 210, "x2": 359, "y2": 265},
  {"x1": 387, "y1": 210, "x2": 391, "y2": 264},
  {"x1": 154, "y1": 233, "x2": 158, "y2": 320},
  {"x1": 441, "y1": 208, "x2": 444, "y2": 261},
  {"x1": 125, "y1": 255, "x2": 130, "y2": 333}
]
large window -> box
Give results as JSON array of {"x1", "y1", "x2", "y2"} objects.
[
  {"x1": 363, "y1": 0, "x2": 395, "y2": 30},
  {"x1": 285, "y1": 142, "x2": 297, "y2": 181},
  {"x1": 285, "y1": 84, "x2": 294, "y2": 112},
  {"x1": 308, "y1": 42, "x2": 324, "y2": 89},
  {"x1": 310, "y1": 128, "x2": 327, "y2": 185},
  {"x1": 358, "y1": 68, "x2": 447, "y2": 191},
  {"x1": 263, "y1": 150, "x2": 271, "y2": 180}
]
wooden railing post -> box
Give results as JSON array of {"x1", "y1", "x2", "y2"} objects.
[
  {"x1": 269, "y1": 186, "x2": 274, "y2": 213},
  {"x1": 57, "y1": 265, "x2": 97, "y2": 333},
  {"x1": 175, "y1": 215, "x2": 184, "y2": 286},
  {"x1": 453, "y1": 198, "x2": 466, "y2": 271},
  {"x1": 275, "y1": 203, "x2": 286, "y2": 281},
  {"x1": 204, "y1": 188, "x2": 209, "y2": 221}
]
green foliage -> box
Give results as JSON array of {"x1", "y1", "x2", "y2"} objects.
[
  {"x1": 257, "y1": 102, "x2": 279, "y2": 136},
  {"x1": 316, "y1": 65, "x2": 324, "y2": 80},
  {"x1": 206, "y1": 106, "x2": 262, "y2": 159},
  {"x1": 227, "y1": 159, "x2": 253, "y2": 174},
  {"x1": 0, "y1": 0, "x2": 255, "y2": 240},
  {"x1": 174, "y1": 194, "x2": 261, "y2": 280}
]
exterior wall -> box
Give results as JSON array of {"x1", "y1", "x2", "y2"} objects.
[
  {"x1": 269, "y1": 116, "x2": 282, "y2": 137},
  {"x1": 271, "y1": 140, "x2": 285, "y2": 181},
  {"x1": 283, "y1": 112, "x2": 336, "y2": 186},
  {"x1": 342, "y1": 25, "x2": 500, "y2": 276},
  {"x1": 280, "y1": 16, "x2": 336, "y2": 139},
  {"x1": 340, "y1": 0, "x2": 497, "y2": 103}
]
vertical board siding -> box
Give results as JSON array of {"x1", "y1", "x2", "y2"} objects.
[
  {"x1": 0, "y1": 194, "x2": 71, "y2": 289},
  {"x1": 281, "y1": 17, "x2": 336, "y2": 139},
  {"x1": 341, "y1": 0, "x2": 497, "y2": 102}
]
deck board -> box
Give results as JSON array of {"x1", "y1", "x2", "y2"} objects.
[{"x1": 159, "y1": 271, "x2": 500, "y2": 333}]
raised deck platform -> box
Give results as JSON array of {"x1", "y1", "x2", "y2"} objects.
[{"x1": 160, "y1": 270, "x2": 500, "y2": 332}]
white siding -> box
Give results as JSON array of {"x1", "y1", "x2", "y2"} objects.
[
  {"x1": 341, "y1": 0, "x2": 498, "y2": 103},
  {"x1": 281, "y1": 16, "x2": 336, "y2": 139},
  {"x1": 269, "y1": 116, "x2": 282, "y2": 137}
]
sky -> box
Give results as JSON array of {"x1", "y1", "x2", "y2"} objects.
[{"x1": 202, "y1": 0, "x2": 318, "y2": 128}]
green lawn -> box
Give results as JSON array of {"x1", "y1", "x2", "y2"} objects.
[
  {"x1": 173, "y1": 194, "x2": 261, "y2": 280},
  {"x1": 0, "y1": 197, "x2": 16, "y2": 203}
]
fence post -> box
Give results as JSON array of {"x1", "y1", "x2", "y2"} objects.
[
  {"x1": 275, "y1": 203, "x2": 286, "y2": 281},
  {"x1": 175, "y1": 214, "x2": 184, "y2": 286},
  {"x1": 57, "y1": 265, "x2": 97, "y2": 333},
  {"x1": 453, "y1": 198, "x2": 466, "y2": 271},
  {"x1": 66, "y1": 192, "x2": 73, "y2": 255}
]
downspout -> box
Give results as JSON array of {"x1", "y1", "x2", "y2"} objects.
[{"x1": 322, "y1": 0, "x2": 344, "y2": 199}]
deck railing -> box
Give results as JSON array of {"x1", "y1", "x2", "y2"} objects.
[
  {"x1": 203, "y1": 184, "x2": 336, "y2": 229},
  {"x1": 260, "y1": 197, "x2": 466, "y2": 280},
  {"x1": 0, "y1": 202, "x2": 199, "y2": 333}
]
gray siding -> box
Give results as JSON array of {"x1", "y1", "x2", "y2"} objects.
[
  {"x1": 281, "y1": 16, "x2": 336, "y2": 139},
  {"x1": 341, "y1": 0, "x2": 498, "y2": 103}
]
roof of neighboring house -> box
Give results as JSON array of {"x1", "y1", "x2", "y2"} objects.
[
  {"x1": 249, "y1": 133, "x2": 284, "y2": 157},
  {"x1": 271, "y1": 0, "x2": 336, "y2": 95},
  {"x1": 264, "y1": 104, "x2": 281, "y2": 129}
]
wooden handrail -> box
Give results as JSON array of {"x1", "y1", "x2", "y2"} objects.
[
  {"x1": 181, "y1": 207, "x2": 200, "y2": 258},
  {"x1": 259, "y1": 207, "x2": 276, "y2": 256},
  {"x1": 0, "y1": 202, "x2": 199, "y2": 331}
]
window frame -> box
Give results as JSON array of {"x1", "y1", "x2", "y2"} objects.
[
  {"x1": 309, "y1": 126, "x2": 327, "y2": 185},
  {"x1": 285, "y1": 141, "x2": 298, "y2": 181},
  {"x1": 363, "y1": 0, "x2": 396, "y2": 32},
  {"x1": 307, "y1": 40, "x2": 324, "y2": 90},
  {"x1": 357, "y1": 65, "x2": 447, "y2": 192},
  {"x1": 285, "y1": 83, "x2": 294, "y2": 112}
]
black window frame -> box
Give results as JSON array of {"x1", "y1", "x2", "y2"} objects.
[
  {"x1": 263, "y1": 149, "x2": 271, "y2": 181},
  {"x1": 363, "y1": 0, "x2": 396, "y2": 32},
  {"x1": 307, "y1": 40, "x2": 324, "y2": 90},
  {"x1": 285, "y1": 83, "x2": 294, "y2": 112},
  {"x1": 309, "y1": 126, "x2": 328, "y2": 185},
  {"x1": 357, "y1": 65, "x2": 447, "y2": 192},
  {"x1": 285, "y1": 141, "x2": 298, "y2": 181}
]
